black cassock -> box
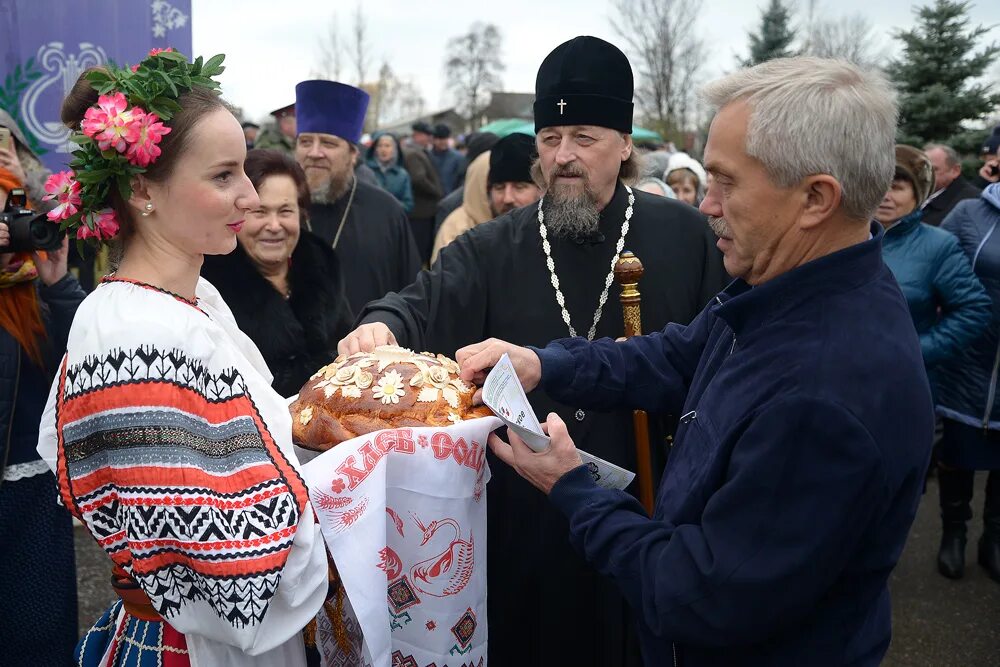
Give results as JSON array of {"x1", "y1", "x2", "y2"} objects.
[
  {"x1": 357, "y1": 181, "x2": 729, "y2": 666},
  {"x1": 307, "y1": 179, "x2": 422, "y2": 314}
]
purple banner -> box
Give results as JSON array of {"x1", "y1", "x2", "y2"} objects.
[{"x1": 0, "y1": 0, "x2": 192, "y2": 172}]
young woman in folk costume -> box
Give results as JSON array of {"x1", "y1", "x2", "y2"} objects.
[{"x1": 36, "y1": 50, "x2": 329, "y2": 666}]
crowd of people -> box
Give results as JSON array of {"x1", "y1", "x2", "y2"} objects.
[{"x1": 1, "y1": 32, "x2": 1000, "y2": 667}]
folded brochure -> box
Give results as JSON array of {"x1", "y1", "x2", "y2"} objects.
[{"x1": 482, "y1": 353, "x2": 636, "y2": 491}]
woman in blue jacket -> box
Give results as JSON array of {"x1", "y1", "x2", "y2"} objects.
[
  {"x1": 876, "y1": 146, "x2": 992, "y2": 379},
  {"x1": 875, "y1": 146, "x2": 994, "y2": 580},
  {"x1": 937, "y1": 183, "x2": 1000, "y2": 582},
  {"x1": 366, "y1": 131, "x2": 414, "y2": 214}
]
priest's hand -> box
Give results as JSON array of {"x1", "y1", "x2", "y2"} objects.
[
  {"x1": 457, "y1": 338, "x2": 542, "y2": 403},
  {"x1": 338, "y1": 323, "x2": 397, "y2": 356},
  {"x1": 488, "y1": 413, "x2": 583, "y2": 495}
]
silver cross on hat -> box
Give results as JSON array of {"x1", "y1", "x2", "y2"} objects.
[{"x1": 557, "y1": 99, "x2": 567, "y2": 115}]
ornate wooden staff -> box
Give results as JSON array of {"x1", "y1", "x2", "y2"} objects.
[{"x1": 614, "y1": 251, "x2": 655, "y2": 515}]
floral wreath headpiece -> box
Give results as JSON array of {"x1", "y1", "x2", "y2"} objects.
[{"x1": 43, "y1": 48, "x2": 225, "y2": 246}]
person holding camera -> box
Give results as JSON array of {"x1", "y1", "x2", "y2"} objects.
[
  {"x1": 0, "y1": 174, "x2": 86, "y2": 663},
  {"x1": 975, "y1": 127, "x2": 1000, "y2": 189},
  {"x1": 0, "y1": 112, "x2": 52, "y2": 209}
]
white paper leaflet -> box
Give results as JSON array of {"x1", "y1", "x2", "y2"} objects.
[{"x1": 481, "y1": 353, "x2": 636, "y2": 491}]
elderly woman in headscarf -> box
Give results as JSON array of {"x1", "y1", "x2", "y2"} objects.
[{"x1": 664, "y1": 151, "x2": 707, "y2": 207}]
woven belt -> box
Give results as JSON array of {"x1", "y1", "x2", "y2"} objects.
[{"x1": 111, "y1": 565, "x2": 162, "y2": 622}]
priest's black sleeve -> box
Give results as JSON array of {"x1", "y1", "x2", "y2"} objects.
[
  {"x1": 394, "y1": 205, "x2": 423, "y2": 282},
  {"x1": 357, "y1": 228, "x2": 488, "y2": 355}
]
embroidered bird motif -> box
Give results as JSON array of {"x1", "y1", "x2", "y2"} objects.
[{"x1": 409, "y1": 516, "x2": 474, "y2": 598}]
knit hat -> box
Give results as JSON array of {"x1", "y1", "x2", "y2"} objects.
[
  {"x1": 664, "y1": 152, "x2": 707, "y2": 186},
  {"x1": 982, "y1": 125, "x2": 1000, "y2": 157},
  {"x1": 411, "y1": 121, "x2": 433, "y2": 135},
  {"x1": 488, "y1": 133, "x2": 536, "y2": 187},
  {"x1": 894, "y1": 145, "x2": 934, "y2": 205}
]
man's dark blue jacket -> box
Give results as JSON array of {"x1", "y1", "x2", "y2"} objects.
[{"x1": 534, "y1": 224, "x2": 933, "y2": 666}]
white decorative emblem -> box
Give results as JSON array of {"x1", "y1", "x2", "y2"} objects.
[
  {"x1": 151, "y1": 0, "x2": 189, "y2": 38},
  {"x1": 20, "y1": 42, "x2": 108, "y2": 155}
]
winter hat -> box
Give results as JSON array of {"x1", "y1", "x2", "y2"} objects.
[
  {"x1": 534, "y1": 36, "x2": 634, "y2": 134},
  {"x1": 981, "y1": 125, "x2": 1000, "y2": 157},
  {"x1": 894, "y1": 145, "x2": 934, "y2": 205},
  {"x1": 488, "y1": 133, "x2": 536, "y2": 187},
  {"x1": 664, "y1": 152, "x2": 707, "y2": 186},
  {"x1": 411, "y1": 121, "x2": 433, "y2": 135}
]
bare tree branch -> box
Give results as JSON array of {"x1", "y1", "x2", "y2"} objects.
[
  {"x1": 611, "y1": 0, "x2": 705, "y2": 137},
  {"x1": 444, "y1": 23, "x2": 505, "y2": 130},
  {"x1": 804, "y1": 13, "x2": 889, "y2": 67},
  {"x1": 312, "y1": 12, "x2": 343, "y2": 80},
  {"x1": 348, "y1": 1, "x2": 370, "y2": 86}
]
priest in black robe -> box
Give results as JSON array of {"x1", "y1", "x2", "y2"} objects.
[
  {"x1": 294, "y1": 80, "x2": 422, "y2": 313},
  {"x1": 339, "y1": 36, "x2": 729, "y2": 667}
]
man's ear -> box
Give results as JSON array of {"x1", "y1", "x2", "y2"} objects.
[
  {"x1": 799, "y1": 174, "x2": 842, "y2": 230},
  {"x1": 620, "y1": 132, "x2": 633, "y2": 162}
]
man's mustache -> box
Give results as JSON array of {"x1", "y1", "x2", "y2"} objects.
[
  {"x1": 708, "y1": 216, "x2": 730, "y2": 238},
  {"x1": 549, "y1": 164, "x2": 586, "y2": 182}
]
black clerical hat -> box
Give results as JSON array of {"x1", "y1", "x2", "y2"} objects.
[
  {"x1": 489, "y1": 133, "x2": 536, "y2": 187},
  {"x1": 433, "y1": 123, "x2": 452, "y2": 139},
  {"x1": 533, "y1": 36, "x2": 633, "y2": 134}
]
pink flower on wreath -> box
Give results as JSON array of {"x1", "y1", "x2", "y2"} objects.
[
  {"x1": 42, "y1": 171, "x2": 82, "y2": 222},
  {"x1": 148, "y1": 47, "x2": 174, "y2": 57},
  {"x1": 77, "y1": 209, "x2": 120, "y2": 241},
  {"x1": 81, "y1": 92, "x2": 141, "y2": 153},
  {"x1": 126, "y1": 111, "x2": 171, "y2": 168}
]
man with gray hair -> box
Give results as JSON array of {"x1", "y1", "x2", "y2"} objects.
[
  {"x1": 922, "y1": 143, "x2": 981, "y2": 226},
  {"x1": 458, "y1": 57, "x2": 934, "y2": 666}
]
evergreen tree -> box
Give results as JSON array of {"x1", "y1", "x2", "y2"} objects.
[
  {"x1": 743, "y1": 0, "x2": 797, "y2": 66},
  {"x1": 887, "y1": 0, "x2": 1000, "y2": 148}
]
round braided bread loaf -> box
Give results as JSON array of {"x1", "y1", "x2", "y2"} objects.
[{"x1": 290, "y1": 345, "x2": 492, "y2": 451}]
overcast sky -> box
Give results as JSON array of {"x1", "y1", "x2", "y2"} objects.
[{"x1": 192, "y1": 0, "x2": 1000, "y2": 124}]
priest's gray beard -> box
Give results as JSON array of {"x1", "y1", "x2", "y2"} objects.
[
  {"x1": 541, "y1": 166, "x2": 601, "y2": 238},
  {"x1": 310, "y1": 171, "x2": 353, "y2": 205}
]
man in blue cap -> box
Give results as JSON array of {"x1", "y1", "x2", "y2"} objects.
[{"x1": 294, "y1": 80, "x2": 421, "y2": 314}]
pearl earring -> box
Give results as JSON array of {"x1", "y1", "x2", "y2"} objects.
[{"x1": 141, "y1": 202, "x2": 154, "y2": 217}]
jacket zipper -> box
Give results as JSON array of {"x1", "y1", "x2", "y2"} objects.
[
  {"x1": 0, "y1": 349, "x2": 23, "y2": 492},
  {"x1": 983, "y1": 339, "x2": 1000, "y2": 434},
  {"x1": 673, "y1": 642, "x2": 679, "y2": 667}
]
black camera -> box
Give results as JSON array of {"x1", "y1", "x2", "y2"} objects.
[{"x1": 0, "y1": 188, "x2": 64, "y2": 253}]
